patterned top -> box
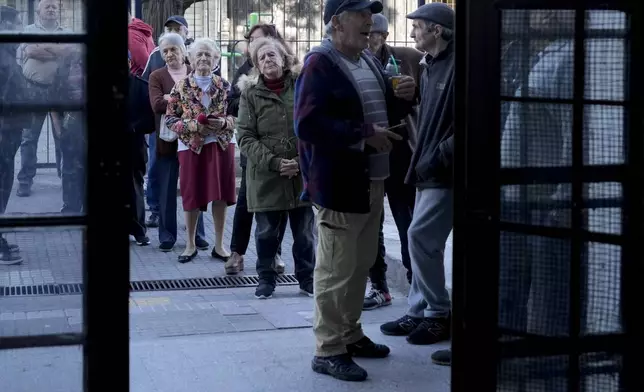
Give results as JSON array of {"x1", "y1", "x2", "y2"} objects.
[{"x1": 165, "y1": 72, "x2": 235, "y2": 154}]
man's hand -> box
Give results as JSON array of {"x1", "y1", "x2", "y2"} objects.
[
  {"x1": 393, "y1": 75, "x2": 416, "y2": 101},
  {"x1": 24, "y1": 44, "x2": 57, "y2": 60},
  {"x1": 365, "y1": 124, "x2": 403, "y2": 153},
  {"x1": 279, "y1": 159, "x2": 299, "y2": 178},
  {"x1": 163, "y1": 94, "x2": 171, "y2": 101}
]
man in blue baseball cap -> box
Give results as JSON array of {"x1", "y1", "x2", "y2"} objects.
[
  {"x1": 295, "y1": 0, "x2": 417, "y2": 383},
  {"x1": 323, "y1": 0, "x2": 384, "y2": 25}
]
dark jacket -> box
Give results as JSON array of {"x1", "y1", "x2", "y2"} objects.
[
  {"x1": 0, "y1": 43, "x2": 35, "y2": 131},
  {"x1": 128, "y1": 73, "x2": 155, "y2": 171},
  {"x1": 227, "y1": 57, "x2": 254, "y2": 168},
  {"x1": 406, "y1": 42, "x2": 455, "y2": 189},
  {"x1": 227, "y1": 57, "x2": 254, "y2": 117},
  {"x1": 128, "y1": 73, "x2": 155, "y2": 135},
  {"x1": 294, "y1": 39, "x2": 414, "y2": 213}
]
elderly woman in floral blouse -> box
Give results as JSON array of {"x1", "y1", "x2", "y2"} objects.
[{"x1": 165, "y1": 38, "x2": 236, "y2": 263}]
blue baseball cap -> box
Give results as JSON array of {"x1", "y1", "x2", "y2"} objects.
[
  {"x1": 165, "y1": 15, "x2": 188, "y2": 28},
  {"x1": 324, "y1": 0, "x2": 383, "y2": 25}
]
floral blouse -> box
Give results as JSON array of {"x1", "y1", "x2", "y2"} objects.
[{"x1": 165, "y1": 72, "x2": 235, "y2": 154}]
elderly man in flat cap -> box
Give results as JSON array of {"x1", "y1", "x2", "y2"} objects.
[
  {"x1": 361, "y1": 13, "x2": 422, "y2": 312},
  {"x1": 380, "y1": 2, "x2": 455, "y2": 358}
]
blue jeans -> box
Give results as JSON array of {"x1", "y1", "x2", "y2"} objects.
[
  {"x1": 156, "y1": 155, "x2": 206, "y2": 245},
  {"x1": 146, "y1": 132, "x2": 160, "y2": 214}
]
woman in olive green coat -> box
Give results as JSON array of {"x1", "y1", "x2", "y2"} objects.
[{"x1": 237, "y1": 37, "x2": 314, "y2": 300}]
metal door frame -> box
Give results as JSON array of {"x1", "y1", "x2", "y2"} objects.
[
  {"x1": 0, "y1": 1, "x2": 130, "y2": 390},
  {"x1": 452, "y1": 0, "x2": 644, "y2": 390}
]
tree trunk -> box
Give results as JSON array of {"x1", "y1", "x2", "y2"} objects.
[{"x1": 141, "y1": 0, "x2": 204, "y2": 44}]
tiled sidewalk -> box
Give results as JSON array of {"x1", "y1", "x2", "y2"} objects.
[
  {"x1": 0, "y1": 286, "x2": 451, "y2": 392},
  {"x1": 1, "y1": 169, "x2": 417, "y2": 287}
]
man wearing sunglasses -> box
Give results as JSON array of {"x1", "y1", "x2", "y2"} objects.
[{"x1": 295, "y1": 0, "x2": 417, "y2": 382}]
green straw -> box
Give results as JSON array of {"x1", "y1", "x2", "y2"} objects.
[{"x1": 389, "y1": 55, "x2": 399, "y2": 74}]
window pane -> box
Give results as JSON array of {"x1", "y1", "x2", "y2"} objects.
[
  {"x1": 0, "y1": 345, "x2": 82, "y2": 392},
  {"x1": 0, "y1": 227, "x2": 83, "y2": 337},
  {"x1": 1, "y1": 0, "x2": 86, "y2": 35},
  {"x1": 0, "y1": 42, "x2": 86, "y2": 218}
]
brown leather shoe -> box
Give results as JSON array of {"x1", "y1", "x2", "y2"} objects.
[{"x1": 225, "y1": 252, "x2": 244, "y2": 275}]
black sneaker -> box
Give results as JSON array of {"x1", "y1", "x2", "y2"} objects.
[
  {"x1": 407, "y1": 317, "x2": 451, "y2": 345},
  {"x1": 135, "y1": 236, "x2": 150, "y2": 246},
  {"x1": 159, "y1": 241, "x2": 175, "y2": 252},
  {"x1": 0, "y1": 238, "x2": 19, "y2": 253},
  {"x1": 431, "y1": 349, "x2": 451, "y2": 366},
  {"x1": 255, "y1": 282, "x2": 275, "y2": 299},
  {"x1": 195, "y1": 238, "x2": 210, "y2": 250},
  {"x1": 16, "y1": 184, "x2": 31, "y2": 197},
  {"x1": 311, "y1": 354, "x2": 368, "y2": 382},
  {"x1": 300, "y1": 281, "x2": 313, "y2": 297},
  {"x1": 380, "y1": 315, "x2": 423, "y2": 336},
  {"x1": 0, "y1": 244, "x2": 22, "y2": 265},
  {"x1": 146, "y1": 214, "x2": 159, "y2": 228},
  {"x1": 346, "y1": 336, "x2": 390, "y2": 358},
  {"x1": 363, "y1": 288, "x2": 392, "y2": 310}
]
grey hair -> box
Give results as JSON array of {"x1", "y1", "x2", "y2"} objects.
[
  {"x1": 324, "y1": 11, "x2": 348, "y2": 38},
  {"x1": 158, "y1": 32, "x2": 187, "y2": 55},
  {"x1": 187, "y1": 37, "x2": 221, "y2": 63},
  {"x1": 428, "y1": 22, "x2": 454, "y2": 41},
  {"x1": 249, "y1": 36, "x2": 295, "y2": 72}
]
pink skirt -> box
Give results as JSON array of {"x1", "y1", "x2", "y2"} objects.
[{"x1": 178, "y1": 142, "x2": 237, "y2": 211}]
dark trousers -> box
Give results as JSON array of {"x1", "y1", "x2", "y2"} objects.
[
  {"x1": 368, "y1": 178, "x2": 415, "y2": 291},
  {"x1": 0, "y1": 128, "x2": 22, "y2": 216},
  {"x1": 255, "y1": 206, "x2": 315, "y2": 286},
  {"x1": 18, "y1": 111, "x2": 62, "y2": 187},
  {"x1": 498, "y1": 202, "x2": 579, "y2": 337},
  {"x1": 230, "y1": 161, "x2": 286, "y2": 255},
  {"x1": 60, "y1": 124, "x2": 86, "y2": 214},
  {"x1": 130, "y1": 143, "x2": 147, "y2": 238},
  {"x1": 156, "y1": 155, "x2": 206, "y2": 245}
]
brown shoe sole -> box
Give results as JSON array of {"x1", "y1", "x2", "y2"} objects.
[{"x1": 225, "y1": 260, "x2": 244, "y2": 275}]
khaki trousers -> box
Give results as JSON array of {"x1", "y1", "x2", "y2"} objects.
[{"x1": 313, "y1": 181, "x2": 385, "y2": 357}]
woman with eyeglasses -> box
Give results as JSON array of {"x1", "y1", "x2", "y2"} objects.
[{"x1": 224, "y1": 22, "x2": 297, "y2": 275}]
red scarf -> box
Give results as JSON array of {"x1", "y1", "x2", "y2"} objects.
[{"x1": 264, "y1": 76, "x2": 285, "y2": 94}]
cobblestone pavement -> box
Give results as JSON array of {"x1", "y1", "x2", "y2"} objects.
[{"x1": 0, "y1": 287, "x2": 450, "y2": 392}]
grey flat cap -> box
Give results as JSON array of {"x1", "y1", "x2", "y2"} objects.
[
  {"x1": 371, "y1": 14, "x2": 389, "y2": 33},
  {"x1": 407, "y1": 3, "x2": 454, "y2": 30}
]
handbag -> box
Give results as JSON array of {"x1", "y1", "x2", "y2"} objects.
[{"x1": 158, "y1": 114, "x2": 178, "y2": 142}]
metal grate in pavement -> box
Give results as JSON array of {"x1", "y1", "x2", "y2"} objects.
[
  {"x1": 0, "y1": 274, "x2": 299, "y2": 296},
  {"x1": 129, "y1": 274, "x2": 299, "y2": 292},
  {"x1": 0, "y1": 283, "x2": 83, "y2": 297}
]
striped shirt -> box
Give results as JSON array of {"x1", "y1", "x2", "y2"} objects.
[{"x1": 341, "y1": 56, "x2": 390, "y2": 180}]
